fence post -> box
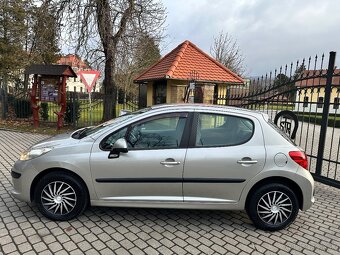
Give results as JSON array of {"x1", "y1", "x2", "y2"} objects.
[
  {"x1": 315, "y1": 51, "x2": 336, "y2": 176},
  {"x1": 72, "y1": 88, "x2": 76, "y2": 128},
  {"x1": 1, "y1": 74, "x2": 8, "y2": 119},
  {"x1": 0, "y1": 87, "x2": 4, "y2": 119}
]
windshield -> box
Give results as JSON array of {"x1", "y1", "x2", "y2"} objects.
[{"x1": 72, "y1": 107, "x2": 151, "y2": 139}]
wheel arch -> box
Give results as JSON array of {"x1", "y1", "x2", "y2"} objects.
[
  {"x1": 30, "y1": 167, "x2": 90, "y2": 203},
  {"x1": 245, "y1": 176, "x2": 304, "y2": 210}
]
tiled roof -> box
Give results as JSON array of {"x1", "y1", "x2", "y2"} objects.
[
  {"x1": 25, "y1": 64, "x2": 77, "y2": 77},
  {"x1": 295, "y1": 69, "x2": 340, "y2": 87},
  {"x1": 134, "y1": 40, "x2": 243, "y2": 84},
  {"x1": 57, "y1": 54, "x2": 89, "y2": 69}
]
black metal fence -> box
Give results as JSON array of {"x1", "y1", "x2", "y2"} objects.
[
  {"x1": 214, "y1": 51, "x2": 340, "y2": 188},
  {"x1": 1, "y1": 53, "x2": 339, "y2": 188}
]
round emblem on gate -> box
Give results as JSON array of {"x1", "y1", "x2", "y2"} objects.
[{"x1": 274, "y1": 110, "x2": 299, "y2": 139}]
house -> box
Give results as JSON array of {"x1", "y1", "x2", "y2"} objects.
[
  {"x1": 57, "y1": 54, "x2": 101, "y2": 93},
  {"x1": 294, "y1": 70, "x2": 340, "y2": 113},
  {"x1": 134, "y1": 40, "x2": 244, "y2": 107}
]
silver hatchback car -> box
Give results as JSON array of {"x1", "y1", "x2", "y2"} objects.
[{"x1": 11, "y1": 104, "x2": 314, "y2": 231}]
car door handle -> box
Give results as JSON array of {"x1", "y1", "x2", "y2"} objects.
[
  {"x1": 237, "y1": 159, "x2": 258, "y2": 164},
  {"x1": 160, "y1": 161, "x2": 181, "y2": 166}
]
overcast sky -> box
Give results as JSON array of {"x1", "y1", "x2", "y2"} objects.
[{"x1": 161, "y1": 0, "x2": 340, "y2": 76}]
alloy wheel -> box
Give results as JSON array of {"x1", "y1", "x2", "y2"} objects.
[
  {"x1": 257, "y1": 191, "x2": 293, "y2": 226},
  {"x1": 41, "y1": 181, "x2": 77, "y2": 215}
]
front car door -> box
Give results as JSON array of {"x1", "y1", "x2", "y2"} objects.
[
  {"x1": 183, "y1": 111, "x2": 266, "y2": 203},
  {"x1": 90, "y1": 112, "x2": 190, "y2": 202}
]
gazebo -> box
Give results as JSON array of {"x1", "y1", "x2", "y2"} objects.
[
  {"x1": 134, "y1": 40, "x2": 244, "y2": 107},
  {"x1": 25, "y1": 64, "x2": 77, "y2": 129}
]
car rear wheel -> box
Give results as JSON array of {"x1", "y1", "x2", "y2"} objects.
[
  {"x1": 34, "y1": 172, "x2": 88, "y2": 221},
  {"x1": 246, "y1": 183, "x2": 299, "y2": 231}
]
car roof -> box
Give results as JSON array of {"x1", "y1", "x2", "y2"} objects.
[{"x1": 149, "y1": 104, "x2": 269, "y2": 120}]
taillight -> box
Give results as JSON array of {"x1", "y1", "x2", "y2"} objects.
[{"x1": 289, "y1": 151, "x2": 308, "y2": 170}]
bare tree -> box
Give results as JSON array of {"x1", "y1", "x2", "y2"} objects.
[
  {"x1": 210, "y1": 31, "x2": 245, "y2": 76},
  {"x1": 115, "y1": 33, "x2": 161, "y2": 96},
  {"x1": 50, "y1": 0, "x2": 166, "y2": 120}
]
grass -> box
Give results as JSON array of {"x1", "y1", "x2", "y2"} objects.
[
  {"x1": 264, "y1": 105, "x2": 294, "y2": 110},
  {"x1": 296, "y1": 112, "x2": 340, "y2": 128},
  {"x1": 247, "y1": 104, "x2": 295, "y2": 111},
  {"x1": 42, "y1": 101, "x2": 137, "y2": 127},
  {"x1": 0, "y1": 102, "x2": 139, "y2": 135},
  {"x1": 0, "y1": 120, "x2": 77, "y2": 135}
]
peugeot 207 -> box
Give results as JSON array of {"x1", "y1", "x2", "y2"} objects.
[{"x1": 11, "y1": 104, "x2": 314, "y2": 231}]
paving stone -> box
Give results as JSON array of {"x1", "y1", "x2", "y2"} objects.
[
  {"x1": 2, "y1": 243, "x2": 17, "y2": 254},
  {"x1": 0, "y1": 130, "x2": 339, "y2": 254}
]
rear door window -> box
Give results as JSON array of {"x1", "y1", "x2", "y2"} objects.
[{"x1": 195, "y1": 113, "x2": 254, "y2": 147}]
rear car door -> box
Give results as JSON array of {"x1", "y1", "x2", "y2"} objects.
[{"x1": 183, "y1": 111, "x2": 266, "y2": 203}]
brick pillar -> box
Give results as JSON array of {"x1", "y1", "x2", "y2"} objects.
[{"x1": 171, "y1": 85, "x2": 187, "y2": 103}]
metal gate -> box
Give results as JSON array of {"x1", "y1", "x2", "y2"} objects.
[{"x1": 214, "y1": 52, "x2": 340, "y2": 188}]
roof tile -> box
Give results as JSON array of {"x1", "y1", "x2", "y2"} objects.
[{"x1": 134, "y1": 40, "x2": 243, "y2": 84}]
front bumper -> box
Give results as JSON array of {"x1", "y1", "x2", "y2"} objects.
[{"x1": 11, "y1": 160, "x2": 39, "y2": 203}]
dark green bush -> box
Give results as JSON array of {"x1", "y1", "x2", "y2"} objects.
[
  {"x1": 13, "y1": 99, "x2": 32, "y2": 118},
  {"x1": 40, "y1": 102, "x2": 49, "y2": 121},
  {"x1": 297, "y1": 114, "x2": 340, "y2": 128},
  {"x1": 65, "y1": 101, "x2": 81, "y2": 124}
]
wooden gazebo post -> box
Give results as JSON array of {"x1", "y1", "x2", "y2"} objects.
[
  {"x1": 56, "y1": 75, "x2": 67, "y2": 129},
  {"x1": 31, "y1": 74, "x2": 39, "y2": 128}
]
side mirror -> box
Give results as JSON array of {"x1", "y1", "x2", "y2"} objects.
[{"x1": 108, "y1": 138, "x2": 128, "y2": 159}]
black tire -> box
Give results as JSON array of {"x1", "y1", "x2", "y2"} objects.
[
  {"x1": 246, "y1": 183, "x2": 299, "y2": 231},
  {"x1": 34, "y1": 172, "x2": 88, "y2": 221}
]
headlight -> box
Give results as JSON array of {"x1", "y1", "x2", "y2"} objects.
[{"x1": 20, "y1": 148, "x2": 52, "y2": 161}]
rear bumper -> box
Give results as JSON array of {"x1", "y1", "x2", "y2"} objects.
[{"x1": 296, "y1": 167, "x2": 315, "y2": 211}]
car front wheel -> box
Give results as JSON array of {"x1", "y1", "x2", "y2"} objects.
[
  {"x1": 34, "y1": 172, "x2": 88, "y2": 221},
  {"x1": 246, "y1": 183, "x2": 299, "y2": 231}
]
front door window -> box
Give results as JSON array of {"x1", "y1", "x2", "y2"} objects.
[{"x1": 127, "y1": 115, "x2": 187, "y2": 149}]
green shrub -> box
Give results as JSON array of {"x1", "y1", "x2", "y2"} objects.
[
  {"x1": 65, "y1": 101, "x2": 81, "y2": 124},
  {"x1": 13, "y1": 99, "x2": 32, "y2": 118},
  {"x1": 297, "y1": 114, "x2": 340, "y2": 128},
  {"x1": 40, "y1": 102, "x2": 49, "y2": 121}
]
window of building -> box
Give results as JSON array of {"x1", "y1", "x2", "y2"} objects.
[
  {"x1": 153, "y1": 82, "x2": 167, "y2": 105},
  {"x1": 334, "y1": 97, "x2": 340, "y2": 110},
  {"x1": 74, "y1": 86, "x2": 77, "y2": 92},
  {"x1": 317, "y1": 97, "x2": 324, "y2": 108},
  {"x1": 80, "y1": 87, "x2": 83, "y2": 93},
  {"x1": 303, "y1": 96, "x2": 309, "y2": 107},
  {"x1": 194, "y1": 86, "x2": 203, "y2": 103}
]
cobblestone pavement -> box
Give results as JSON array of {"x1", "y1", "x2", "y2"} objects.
[{"x1": 1, "y1": 130, "x2": 340, "y2": 255}]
